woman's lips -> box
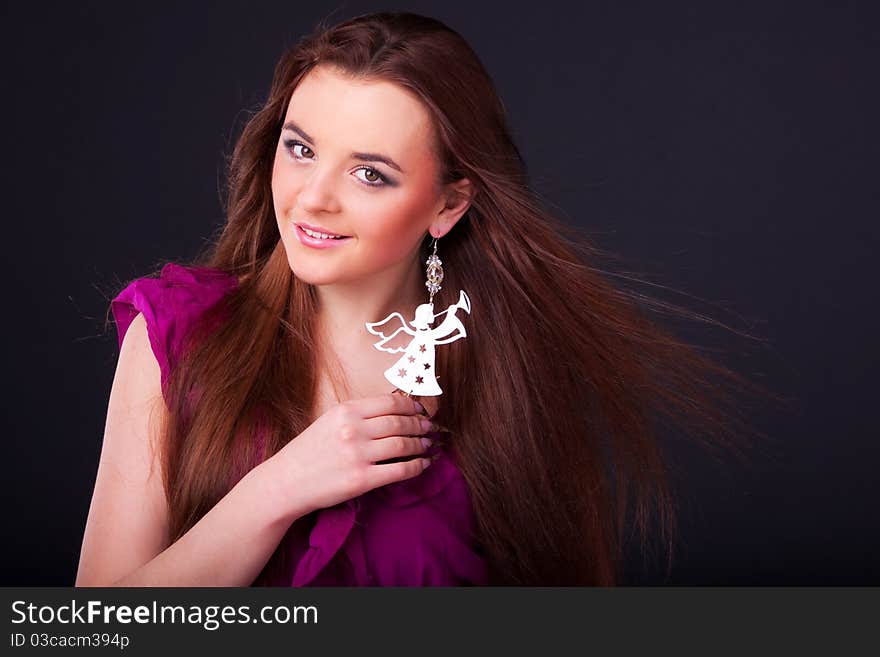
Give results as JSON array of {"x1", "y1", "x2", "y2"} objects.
[
  {"x1": 293, "y1": 223, "x2": 353, "y2": 249},
  {"x1": 296, "y1": 221, "x2": 350, "y2": 238}
]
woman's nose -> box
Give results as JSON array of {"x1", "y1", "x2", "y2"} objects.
[{"x1": 296, "y1": 167, "x2": 342, "y2": 214}]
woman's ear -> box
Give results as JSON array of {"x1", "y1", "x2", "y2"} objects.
[{"x1": 430, "y1": 178, "x2": 474, "y2": 238}]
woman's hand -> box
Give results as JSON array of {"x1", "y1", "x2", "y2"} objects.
[{"x1": 269, "y1": 393, "x2": 436, "y2": 519}]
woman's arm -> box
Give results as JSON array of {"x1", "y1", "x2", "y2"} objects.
[
  {"x1": 107, "y1": 458, "x2": 297, "y2": 587},
  {"x1": 75, "y1": 312, "x2": 303, "y2": 587}
]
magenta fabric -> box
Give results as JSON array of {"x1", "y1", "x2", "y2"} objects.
[{"x1": 110, "y1": 262, "x2": 489, "y2": 586}]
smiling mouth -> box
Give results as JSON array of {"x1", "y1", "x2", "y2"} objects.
[
  {"x1": 293, "y1": 224, "x2": 354, "y2": 248},
  {"x1": 294, "y1": 223, "x2": 351, "y2": 240}
]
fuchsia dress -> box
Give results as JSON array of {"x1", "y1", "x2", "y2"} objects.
[{"x1": 110, "y1": 263, "x2": 489, "y2": 586}]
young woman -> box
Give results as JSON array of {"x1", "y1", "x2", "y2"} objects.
[{"x1": 76, "y1": 11, "x2": 764, "y2": 587}]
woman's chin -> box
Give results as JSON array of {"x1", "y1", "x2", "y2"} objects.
[
  {"x1": 290, "y1": 269, "x2": 339, "y2": 286},
  {"x1": 287, "y1": 261, "x2": 357, "y2": 287}
]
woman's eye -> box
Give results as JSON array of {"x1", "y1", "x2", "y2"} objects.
[
  {"x1": 353, "y1": 166, "x2": 389, "y2": 187},
  {"x1": 283, "y1": 139, "x2": 390, "y2": 188},
  {"x1": 284, "y1": 139, "x2": 314, "y2": 160}
]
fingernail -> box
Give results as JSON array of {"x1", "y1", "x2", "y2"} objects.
[
  {"x1": 422, "y1": 457, "x2": 431, "y2": 469},
  {"x1": 414, "y1": 400, "x2": 426, "y2": 415},
  {"x1": 420, "y1": 418, "x2": 434, "y2": 432},
  {"x1": 420, "y1": 437, "x2": 433, "y2": 449}
]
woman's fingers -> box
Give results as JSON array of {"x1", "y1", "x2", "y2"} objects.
[
  {"x1": 365, "y1": 435, "x2": 431, "y2": 464},
  {"x1": 367, "y1": 455, "x2": 431, "y2": 488},
  {"x1": 351, "y1": 392, "x2": 425, "y2": 419},
  {"x1": 362, "y1": 413, "x2": 433, "y2": 439}
]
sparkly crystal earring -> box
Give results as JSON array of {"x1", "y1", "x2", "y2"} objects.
[
  {"x1": 364, "y1": 231, "x2": 472, "y2": 398},
  {"x1": 425, "y1": 235, "x2": 444, "y2": 304}
]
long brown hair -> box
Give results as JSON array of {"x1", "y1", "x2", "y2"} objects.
[{"x1": 115, "y1": 11, "x2": 779, "y2": 585}]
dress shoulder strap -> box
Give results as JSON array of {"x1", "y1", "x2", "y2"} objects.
[{"x1": 110, "y1": 262, "x2": 238, "y2": 389}]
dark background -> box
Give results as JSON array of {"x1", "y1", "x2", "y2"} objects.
[{"x1": 2, "y1": 1, "x2": 877, "y2": 585}]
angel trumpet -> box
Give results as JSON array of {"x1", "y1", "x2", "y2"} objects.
[{"x1": 431, "y1": 290, "x2": 471, "y2": 320}]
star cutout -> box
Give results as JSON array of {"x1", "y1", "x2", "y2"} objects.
[
  {"x1": 419, "y1": 344, "x2": 426, "y2": 353},
  {"x1": 415, "y1": 375, "x2": 424, "y2": 384},
  {"x1": 423, "y1": 363, "x2": 430, "y2": 370},
  {"x1": 397, "y1": 368, "x2": 407, "y2": 378},
  {"x1": 407, "y1": 355, "x2": 416, "y2": 363}
]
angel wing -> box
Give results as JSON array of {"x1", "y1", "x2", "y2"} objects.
[{"x1": 365, "y1": 312, "x2": 416, "y2": 353}]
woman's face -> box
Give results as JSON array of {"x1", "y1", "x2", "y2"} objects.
[{"x1": 271, "y1": 65, "x2": 447, "y2": 287}]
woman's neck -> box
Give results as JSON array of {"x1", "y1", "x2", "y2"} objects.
[{"x1": 313, "y1": 256, "x2": 426, "y2": 358}]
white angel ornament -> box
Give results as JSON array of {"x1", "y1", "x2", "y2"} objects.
[{"x1": 365, "y1": 237, "x2": 470, "y2": 396}]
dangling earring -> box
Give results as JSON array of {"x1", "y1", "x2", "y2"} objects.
[
  {"x1": 425, "y1": 235, "x2": 444, "y2": 308},
  {"x1": 364, "y1": 231, "x2": 473, "y2": 398}
]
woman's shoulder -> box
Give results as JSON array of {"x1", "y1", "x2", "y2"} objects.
[{"x1": 110, "y1": 262, "x2": 240, "y2": 388}]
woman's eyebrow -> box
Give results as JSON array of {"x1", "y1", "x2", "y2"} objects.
[{"x1": 282, "y1": 120, "x2": 404, "y2": 173}]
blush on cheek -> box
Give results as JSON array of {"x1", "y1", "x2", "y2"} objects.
[
  {"x1": 360, "y1": 224, "x2": 426, "y2": 269},
  {"x1": 366, "y1": 240, "x2": 403, "y2": 264}
]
